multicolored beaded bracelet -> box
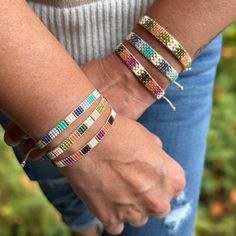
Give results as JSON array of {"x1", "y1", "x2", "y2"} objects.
[
  {"x1": 115, "y1": 43, "x2": 176, "y2": 111},
  {"x1": 53, "y1": 109, "x2": 116, "y2": 168},
  {"x1": 47, "y1": 98, "x2": 108, "y2": 160},
  {"x1": 126, "y1": 32, "x2": 183, "y2": 90},
  {"x1": 35, "y1": 90, "x2": 101, "y2": 149},
  {"x1": 139, "y1": 15, "x2": 192, "y2": 70}
]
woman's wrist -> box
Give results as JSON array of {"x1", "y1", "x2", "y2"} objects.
[
  {"x1": 81, "y1": 52, "x2": 156, "y2": 119},
  {"x1": 97, "y1": 31, "x2": 183, "y2": 118},
  {"x1": 0, "y1": 0, "x2": 97, "y2": 140},
  {"x1": 101, "y1": 21, "x2": 187, "y2": 117},
  {"x1": 85, "y1": 44, "x2": 181, "y2": 119}
]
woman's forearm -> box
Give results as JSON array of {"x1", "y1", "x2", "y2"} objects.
[
  {"x1": 0, "y1": 4, "x2": 188, "y2": 232},
  {"x1": 121, "y1": 0, "x2": 236, "y2": 94},
  {"x1": 0, "y1": 0, "x2": 95, "y2": 138},
  {"x1": 148, "y1": 0, "x2": 236, "y2": 58},
  {"x1": 1, "y1": 0, "x2": 236, "y2": 135}
]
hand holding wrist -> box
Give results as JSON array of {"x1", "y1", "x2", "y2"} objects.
[
  {"x1": 5, "y1": 112, "x2": 186, "y2": 234},
  {"x1": 59, "y1": 114, "x2": 186, "y2": 234},
  {"x1": 81, "y1": 19, "x2": 187, "y2": 119}
]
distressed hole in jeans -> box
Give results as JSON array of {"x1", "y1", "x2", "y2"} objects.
[{"x1": 164, "y1": 192, "x2": 192, "y2": 234}]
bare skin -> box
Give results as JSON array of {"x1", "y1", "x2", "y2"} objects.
[
  {"x1": 1, "y1": 0, "x2": 236, "y2": 235},
  {"x1": 0, "y1": 1, "x2": 185, "y2": 235}
]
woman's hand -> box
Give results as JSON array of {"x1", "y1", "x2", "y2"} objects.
[
  {"x1": 62, "y1": 115, "x2": 186, "y2": 234},
  {"x1": 3, "y1": 50, "x2": 186, "y2": 234},
  {"x1": 4, "y1": 115, "x2": 186, "y2": 234}
]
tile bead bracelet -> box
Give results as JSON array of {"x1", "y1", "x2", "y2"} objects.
[
  {"x1": 53, "y1": 108, "x2": 116, "y2": 168},
  {"x1": 35, "y1": 90, "x2": 101, "y2": 149},
  {"x1": 115, "y1": 43, "x2": 176, "y2": 111},
  {"x1": 126, "y1": 32, "x2": 183, "y2": 90},
  {"x1": 47, "y1": 98, "x2": 108, "y2": 160},
  {"x1": 139, "y1": 15, "x2": 192, "y2": 70}
]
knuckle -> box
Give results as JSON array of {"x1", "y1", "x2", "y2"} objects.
[
  {"x1": 153, "y1": 135, "x2": 163, "y2": 148},
  {"x1": 154, "y1": 164, "x2": 168, "y2": 184},
  {"x1": 101, "y1": 215, "x2": 119, "y2": 227},
  {"x1": 124, "y1": 208, "x2": 137, "y2": 219},
  {"x1": 158, "y1": 202, "x2": 170, "y2": 216},
  {"x1": 157, "y1": 204, "x2": 171, "y2": 218},
  {"x1": 139, "y1": 216, "x2": 149, "y2": 226},
  {"x1": 124, "y1": 208, "x2": 148, "y2": 227},
  {"x1": 148, "y1": 198, "x2": 162, "y2": 211},
  {"x1": 129, "y1": 216, "x2": 149, "y2": 227},
  {"x1": 152, "y1": 203, "x2": 171, "y2": 218},
  {"x1": 99, "y1": 214, "x2": 110, "y2": 226},
  {"x1": 101, "y1": 218, "x2": 112, "y2": 226},
  {"x1": 104, "y1": 223, "x2": 124, "y2": 235},
  {"x1": 168, "y1": 161, "x2": 186, "y2": 193},
  {"x1": 173, "y1": 169, "x2": 186, "y2": 192},
  {"x1": 147, "y1": 198, "x2": 170, "y2": 217}
]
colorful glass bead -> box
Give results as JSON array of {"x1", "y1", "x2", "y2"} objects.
[
  {"x1": 139, "y1": 15, "x2": 192, "y2": 70},
  {"x1": 126, "y1": 32, "x2": 180, "y2": 87},
  {"x1": 47, "y1": 98, "x2": 107, "y2": 160},
  {"x1": 35, "y1": 90, "x2": 101, "y2": 149},
  {"x1": 115, "y1": 43, "x2": 176, "y2": 110},
  {"x1": 53, "y1": 109, "x2": 116, "y2": 168}
]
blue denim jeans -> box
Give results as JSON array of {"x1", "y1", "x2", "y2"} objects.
[{"x1": 0, "y1": 34, "x2": 222, "y2": 235}]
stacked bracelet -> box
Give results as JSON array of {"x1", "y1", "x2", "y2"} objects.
[
  {"x1": 139, "y1": 15, "x2": 192, "y2": 70},
  {"x1": 115, "y1": 43, "x2": 176, "y2": 111},
  {"x1": 126, "y1": 32, "x2": 183, "y2": 90},
  {"x1": 47, "y1": 98, "x2": 107, "y2": 160},
  {"x1": 53, "y1": 108, "x2": 116, "y2": 168},
  {"x1": 35, "y1": 90, "x2": 101, "y2": 149}
]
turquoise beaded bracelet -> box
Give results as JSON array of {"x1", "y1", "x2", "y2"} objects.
[
  {"x1": 115, "y1": 43, "x2": 176, "y2": 111},
  {"x1": 126, "y1": 32, "x2": 183, "y2": 90},
  {"x1": 35, "y1": 90, "x2": 101, "y2": 149},
  {"x1": 53, "y1": 108, "x2": 116, "y2": 168},
  {"x1": 139, "y1": 15, "x2": 192, "y2": 70},
  {"x1": 47, "y1": 98, "x2": 107, "y2": 160}
]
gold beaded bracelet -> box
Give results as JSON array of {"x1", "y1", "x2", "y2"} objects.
[
  {"x1": 53, "y1": 108, "x2": 116, "y2": 168},
  {"x1": 47, "y1": 98, "x2": 108, "y2": 160},
  {"x1": 115, "y1": 43, "x2": 176, "y2": 111},
  {"x1": 139, "y1": 15, "x2": 192, "y2": 71}
]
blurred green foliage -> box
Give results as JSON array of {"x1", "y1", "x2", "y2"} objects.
[
  {"x1": 0, "y1": 24, "x2": 236, "y2": 236},
  {"x1": 0, "y1": 141, "x2": 69, "y2": 236},
  {"x1": 195, "y1": 24, "x2": 236, "y2": 236}
]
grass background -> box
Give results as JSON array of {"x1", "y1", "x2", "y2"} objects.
[{"x1": 0, "y1": 24, "x2": 236, "y2": 236}]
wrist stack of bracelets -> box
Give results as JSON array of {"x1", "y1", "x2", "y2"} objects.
[
  {"x1": 115, "y1": 15, "x2": 192, "y2": 111},
  {"x1": 22, "y1": 90, "x2": 116, "y2": 168},
  {"x1": 21, "y1": 15, "x2": 191, "y2": 168}
]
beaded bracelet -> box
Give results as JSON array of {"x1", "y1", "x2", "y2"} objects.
[
  {"x1": 35, "y1": 90, "x2": 101, "y2": 149},
  {"x1": 139, "y1": 15, "x2": 192, "y2": 70},
  {"x1": 47, "y1": 98, "x2": 107, "y2": 160},
  {"x1": 115, "y1": 43, "x2": 176, "y2": 111},
  {"x1": 126, "y1": 32, "x2": 183, "y2": 90},
  {"x1": 53, "y1": 109, "x2": 116, "y2": 168}
]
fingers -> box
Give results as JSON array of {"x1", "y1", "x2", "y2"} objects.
[
  {"x1": 100, "y1": 151, "x2": 185, "y2": 231},
  {"x1": 103, "y1": 222, "x2": 124, "y2": 235},
  {"x1": 122, "y1": 205, "x2": 149, "y2": 227},
  {"x1": 100, "y1": 207, "x2": 147, "y2": 233},
  {"x1": 162, "y1": 154, "x2": 186, "y2": 197},
  {"x1": 4, "y1": 122, "x2": 28, "y2": 146},
  {"x1": 140, "y1": 190, "x2": 171, "y2": 218},
  {"x1": 152, "y1": 134, "x2": 163, "y2": 148}
]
